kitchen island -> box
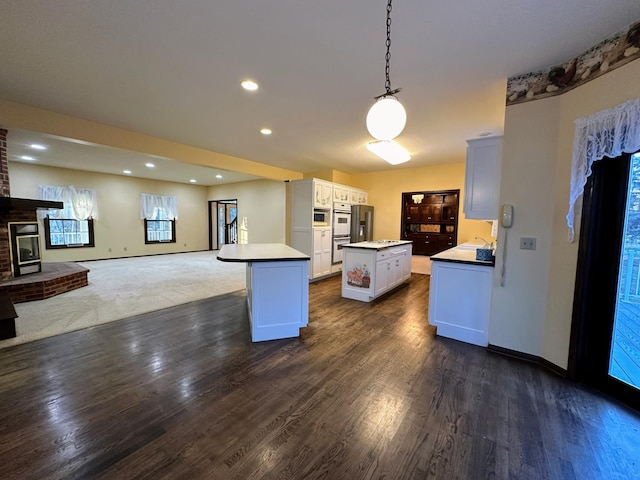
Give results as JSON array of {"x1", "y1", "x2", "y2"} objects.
[
  {"x1": 428, "y1": 243, "x2": 495, "y2": 346},
  {"x1": 341, "y1": 240, "x2": 412, "y2": 302},
  {"x1": 217, "y1": 243, "x2": 310, "y2": 342}
]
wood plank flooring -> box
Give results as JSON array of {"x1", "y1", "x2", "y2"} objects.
[{"x1": 0, "y1": 274, "x2": 639, "y2": 479}]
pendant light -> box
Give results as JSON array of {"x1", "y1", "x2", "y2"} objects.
[{"x1": 366, "y1": 0, "x2": 406, "y2": 142}]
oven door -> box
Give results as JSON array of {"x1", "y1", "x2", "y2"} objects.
[
  {"x1": 332, "y1": 236, "x2": 351, "y2": 264},
  {"x1": 333, "y1": 211, "x2": 351, "y2": 236}
]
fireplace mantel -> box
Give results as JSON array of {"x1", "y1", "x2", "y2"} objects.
[{"x1": 0, "y1": 197, "x2": 63, "y2": 211}]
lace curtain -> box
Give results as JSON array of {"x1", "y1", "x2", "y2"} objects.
[
  {"x1": 140, "y1": 194, "x2": 178, "y2": 220},
  {"x1": 567, "y1": 97, "x2": 640, "y2": 242},
  {"x1": 38, "y1": 185, "x2": 99, "y2": 220}
]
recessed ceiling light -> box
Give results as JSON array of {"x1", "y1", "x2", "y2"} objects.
[
  {"x1": 145, "y1": 162, "x2": 155, "y2": 168},
  {"x1": 215, "y1": 174, "x2": 223, "y2": 179},
  {"x1": 189, "y1": 179, "x2": 197, "y2": 183},
  {"x1": 241, "y1": 80, "x2": 258, "y2": 91},
  {"x1": 123, "y1": 170, "x2": 132, "y2": 174},
  {"x1": 260, "y1": 128, "x2": 272, "y2": 135},
  {"x1": 20, "y1": 155, "x2": 35, "y2": 161},
  {"x1": 30, "y1": 144, "x2": 46, "y2": 150}
]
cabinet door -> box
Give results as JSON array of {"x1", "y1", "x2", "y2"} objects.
[
  {"x1": 312, "y1": 228, "x2": 332, "y2": 278},
  {"x1": 350, "y1": 189, "x2": 368, "y2": 205},
  {"x1": 333, "y1": 185, "x2": 350, "y2": 203},
  {"x1": 438, "y1": 235, "x2": 456, "y2": 252},
  {"x1": 375, "y1": 260, "x2": 389, "y2": 295},
  {"x1": 464, "y1": 136, "x2": 502, "y2": 219},
  {"x1": 314, "y1": 181, "x2": 333, "y2": 209}
]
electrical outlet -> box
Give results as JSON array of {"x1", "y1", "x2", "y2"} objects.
[
  {"x1": 124, "y1": 247, "x2": 127, "y2": 251},
  {"x1": 520, "y1": 237, "x2": 536, "y2": 250},
  {"x1": 108, "y1": 248, "x2": 112, "y2": 252}
]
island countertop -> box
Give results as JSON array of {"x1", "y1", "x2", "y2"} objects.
[
  {"x1": 341, "y1": 240, "x2": 413, "y2": 251},
  {"x1": 430, "y1": 243, "x2": 495, "y2": 267},
  {"x1": 217, "y1": 243, "x2": 310, "y2": 262}
]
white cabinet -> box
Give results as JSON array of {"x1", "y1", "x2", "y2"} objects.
[
  {"x1": 429, "y1": 257, "x2": 493, "y2": 347},
  {"x1": 333, "y1": 184, "x2": 351, "y2": 203},
  {"x1": 312, "y1": 227, "x2": 332, "y2": 278},
  {"x1": 464, "y1": 136, "x2": 502, "y2": 220},
  {"x1": 350, "y1": 188, "x2": 368, "y2": 205},
  {"x1": 342, "y1": 242, "x2": 412, "y2": 302},
  {"x1": 314, "y1": 180, "x2": 333, "y2": 209}
]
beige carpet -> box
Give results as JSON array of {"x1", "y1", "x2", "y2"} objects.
[
  {"x1": 2, "y1": 251, "x2": 246, "y2": 349},
  {"x1": 1, "y1": 252, "x2": 431, "y2": 349}
]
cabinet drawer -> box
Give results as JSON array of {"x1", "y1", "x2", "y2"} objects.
[{"x1": 376, "y1": 250, "x2": 389, "y2": 261}]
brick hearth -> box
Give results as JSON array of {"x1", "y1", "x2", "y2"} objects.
[{"x1": 0, "y1": 262, "x2": 89, "y2": 303}]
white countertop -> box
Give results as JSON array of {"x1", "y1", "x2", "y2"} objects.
[
  {"x1": 431, "y1": 243, "x2": 495, "y2": 266},
  {"x1": 217, "y1": 243, "x2": 310, "y2": 262},
  {"x1": 341, "y1": 240, "x2": 412, "y2": 250}
]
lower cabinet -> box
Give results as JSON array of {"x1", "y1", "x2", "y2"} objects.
[
  {"x1": 342, "y1": 243, "x2": 412, "y2": 302},
  {"x1": 312, "y1": 227, "x2": 332, "y2": 278},
  {"x1": 428, "y1": 259, "x2": 493, "y2": 346}
]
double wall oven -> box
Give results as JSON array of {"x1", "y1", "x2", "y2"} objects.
[{"x1": 332, "y1": 202, "x2": 351, "y2": 265}]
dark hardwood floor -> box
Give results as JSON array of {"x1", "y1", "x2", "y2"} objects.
[{"x1": 0, "y1": 274, "x2": 639, "y2": 479}]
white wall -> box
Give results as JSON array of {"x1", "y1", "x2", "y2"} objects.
[
  {"x1": 491, "y1": 58, "x2": 640, "y2": 368},
  {"x1": 9, "y1": 162, "x2": 209, "y2": 261},
  {"x1": 208, "y1": 179, "x2": 286, "y2": 243}
]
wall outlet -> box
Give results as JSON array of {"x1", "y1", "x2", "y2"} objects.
[
  {"x1": 520, "y1": 237, "x2": 536, "y2": 250},
  {"x1": 108, "y1": 248, "x2": 112, "y2": 252},
  {"x1": 124, "y1": 247, "x2": 127, "y2": 251}
]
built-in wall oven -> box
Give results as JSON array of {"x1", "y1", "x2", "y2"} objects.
[{"x1": 332, "y1": 202, "x2": 351, "y2": 264}]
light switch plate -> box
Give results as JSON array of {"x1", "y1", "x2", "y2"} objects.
[{"x1": 520, "y1": 237, "x2": 536, "y2": 250}]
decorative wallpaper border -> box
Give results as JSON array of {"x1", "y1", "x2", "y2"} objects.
[{"x1": 506, "y1": 19, "x2": 640, "y2": 106}]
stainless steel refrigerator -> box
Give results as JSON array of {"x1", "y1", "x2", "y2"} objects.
[{"x1": 351, "y1": 205, "x2": 374, "y2": 242}]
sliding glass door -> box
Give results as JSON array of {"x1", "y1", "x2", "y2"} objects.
[
  {"x1": 570, "y1": 152, "x2": 640, "y2": 410},
  {"x1": 609, "y1": 152, "x2": 640, "y2": 389}
]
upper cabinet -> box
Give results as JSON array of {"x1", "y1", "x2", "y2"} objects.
[
  {"x1": 350, "y1": 188, "x2": 368, "y2": 205},
  {"x1": 314, "y1": 179, "x2": 333, "y2": 209},
  {"x1": 333, "y1": 184, "x2": 351, "y2": 203},
  {"x1": 463, "y1": 136, "x2": 502, "y2": 220}
]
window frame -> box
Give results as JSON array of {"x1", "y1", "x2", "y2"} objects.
[
  {"x1": 144, "y1": 219, "x2": 176, "y2": 244},
  {"x1": 43, "y1": 217, "x2": 95, "y2": 249}
]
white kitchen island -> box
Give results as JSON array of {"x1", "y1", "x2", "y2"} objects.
[
  {"x1": 217, "y1": 243, "x2": 310, "y2": 342},
  {"x1": 341, "y1": 240, "x2": 412, "y2": 302},
  {"x1": 428, "y1": 244, "x2": 494, "y2": 347}
]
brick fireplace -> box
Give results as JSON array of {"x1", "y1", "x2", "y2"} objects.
[{"x1": 0, "y1": 129, "x2": 89, "y2": 303}]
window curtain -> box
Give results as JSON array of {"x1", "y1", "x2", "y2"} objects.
[
  {"x1": 140, "y1": 194, "x2": 178, "y2": 220},
  {"x1": 38, "y1": 185, "x2": 99, "y2": 220},
  {"x1": 567, "y1": 97, "x2": 640, "y2": 242}
]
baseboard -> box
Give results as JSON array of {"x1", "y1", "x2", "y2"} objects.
[{"x1": 487, "y1": 344, "x2": 567, "y2": 378}]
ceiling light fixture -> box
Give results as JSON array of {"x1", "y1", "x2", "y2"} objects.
[
  {"x1": 30, "y1": 143, "x2": 46, "y2": 150},
  {"x1": 366, "y1": 0, "x2": 406, "y2": 142},
  {"x1": 215, "y1": 174, "x2": 223, "y2": 179},
  {"x1": 189, "y1": 179, "x2": 197, "y2": 183},
  {"x1": 20, "y1": 155, "x2": 35, "y2": 161},
  {"x1": 123, "y1": 170, "x2": 132, "y2": 174},
  {"x1": 260, "y1": 128, "x2": 272, "y2": 135},
  {"x1": 366, "y1": 140, "x2": 410, "y2": 165},
  {"x1": 145, "y1": 162, "x2": 155, "y2": 168},
  {"x1": 241, "y1": 80, "x2": 259, "y2": 91}
]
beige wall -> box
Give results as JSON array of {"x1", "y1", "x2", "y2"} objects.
[
  {"x1": 352, "y1": 162, "x2": 494, "y2": 244},
  {"x1": 492, "y1": 58, "x2": 640, "y2": 368},
  {"x1": 208, "y1": 179, "x2": 287, "y2": 244},
  {"x1": 8, "y1": 162, "x2": 209, "y2": 261}
]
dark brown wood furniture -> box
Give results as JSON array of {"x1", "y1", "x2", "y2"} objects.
[
  {"x1": 0, "y1": 292, "x2": 17, "y2": 339},
  {"x1": 401, "y1": 189, "x2": 459, "y2": 255}
]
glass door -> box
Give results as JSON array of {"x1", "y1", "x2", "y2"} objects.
[{"x1": 609, "y1": 152, "x2": 640, "y2": 389}]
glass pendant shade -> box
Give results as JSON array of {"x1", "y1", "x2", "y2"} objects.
[
  {"x1": 366, "y1": 140, "x2": 411, "y2": 165},
  {"x1": 366, "y1": 96, "x2": 407, "y2": 140}
]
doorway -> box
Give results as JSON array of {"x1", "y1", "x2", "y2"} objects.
[
  {"x1": 209, "y1": 200, "x2": 237, "y2": 250},
  {"x1": 570, "y1": 152, "x2": 640, "y2": 409}
]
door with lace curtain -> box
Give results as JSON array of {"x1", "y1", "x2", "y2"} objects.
[{"x1": 570, "y1": 152, "x2": 640, "y2": 410}]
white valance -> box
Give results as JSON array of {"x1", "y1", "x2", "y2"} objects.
[
  {"x1": 567, "y1": 97, "x2": 640, "y2": 242},
  {"x1": 38, "y1": 185, "x2": 99, "y2": 220},
  {"x1": 140, "y1": 194, "x2": 178, "y2": 220}
]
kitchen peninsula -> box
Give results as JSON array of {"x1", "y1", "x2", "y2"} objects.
[
  {"x1": 428, "y1": 243, "x2": 495, "y2": 346},
  {"x1": 341, "y1": 240, "x2": 412, "y2": 302},
  {"x1": 217, "y1": 243, "x2": 310, "y2": 342}
]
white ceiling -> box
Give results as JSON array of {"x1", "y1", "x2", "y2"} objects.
[{"x1": 2, "y1": 0, "x2": 640, "y2": 185}]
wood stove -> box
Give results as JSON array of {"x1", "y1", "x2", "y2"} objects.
[{"x1": 9, "y1": 222, "x2": 42, "y2": 276}]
